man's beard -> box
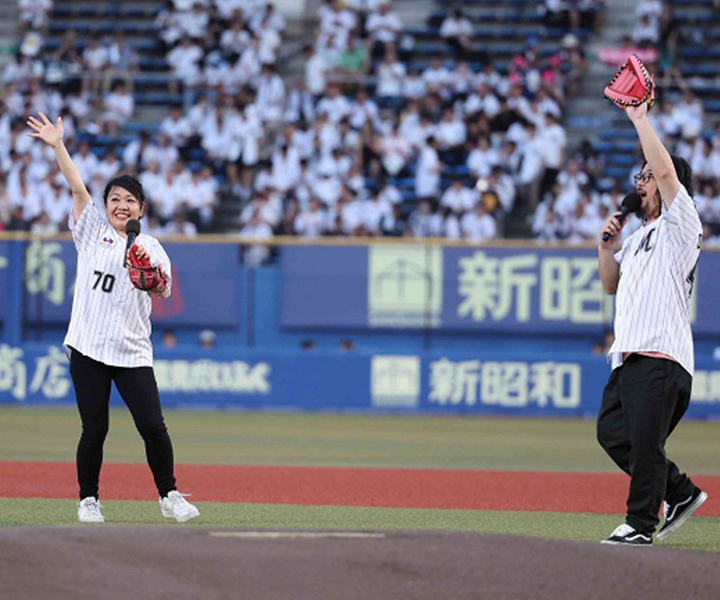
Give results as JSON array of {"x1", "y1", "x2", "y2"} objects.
[{"x1": 637, "y1": 191, "x2": 661, "y2": 222}]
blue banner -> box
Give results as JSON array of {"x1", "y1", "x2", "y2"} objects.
[
  {"x1": 1, "y1": 240, "x2": 239, "y2": 328},
  {"x1": 3, "y1": 344, "x2": 720, "y2": 419},
  {"x1": 281, "y1": 245, "x2": 720, "y2": 336},
  {"x1": 280, "y1": 246, "x2": 367, "y2": 328}
]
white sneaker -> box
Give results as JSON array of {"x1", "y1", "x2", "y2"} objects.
[
  {"x1": 160, "y1": 491, "x2": 200, "y2": 523},
  {"x1": 78, "y1": 497, "x2": 105, "y2": 523}
]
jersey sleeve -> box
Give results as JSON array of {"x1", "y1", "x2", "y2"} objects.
[
  {"x1": 67, "y1": 201, "x2": 102, "y2": 253},
  {"x1": 663, "y1": 184, "x2": 702, "y2": 247}
]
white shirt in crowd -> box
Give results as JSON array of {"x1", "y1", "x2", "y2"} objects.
[
  {"x1": 415, "y1": 145, "x2": 441, "y2": 198},
  {"x1": 461, "y1": 209, "x2": 497, "y2": 241},
  {"x1": 377, "y1": 60, "x2": 406, "y2": 97},
  {"x1": 441, "y1": 184, "x2": 476, "y2": 214},
  {"x1": 295, "y1": 207, "x2": 328, "y2": 237},
  {"x1": 440, "y1": 15, "x2": 474, "y2": 39},
  {"x1": 541, "y1": 122, "x2": 567, "y2": 170},
  {"x1": 64, "y1": 202, "x2": 171, "y2": 368},
  {"x1": 101, "y1": 91, "x2": 134, "y2": 124},
  {"x1": 365, "y1": 10, "x2": 403, "y2": 44},
  {"x1": 609, "y1": 185, "x2": 703, "y2": 376}
]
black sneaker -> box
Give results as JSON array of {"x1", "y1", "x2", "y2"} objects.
[
  {"x1": 657, "y1": 488, "x2": 708, "y2": 541},
  {"x1": 601, "y1": 524, "x2": 652, "y2": 546}
]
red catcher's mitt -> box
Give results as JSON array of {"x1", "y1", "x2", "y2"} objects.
[
  {"x1": 603, "y1": 54, "x2": 655, "y2": 108},
  {"x1": 127, "y1": 244, "x2": 168, "y2": 292}
]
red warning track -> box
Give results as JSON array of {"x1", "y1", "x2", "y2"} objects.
[{"x1": 0, "y1": 461, "x2": 718, "y2": 516}]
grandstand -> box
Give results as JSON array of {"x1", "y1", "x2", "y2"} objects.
[{"x1": 2, "y1": 0, "x2": 720, "y2": 245}]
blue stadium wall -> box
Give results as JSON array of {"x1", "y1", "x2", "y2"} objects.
[{"x1": 2, "y1": 238, "x2": 720, "y2": 418}]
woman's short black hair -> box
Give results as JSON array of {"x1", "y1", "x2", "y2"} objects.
[{"x1": 103, "y1": 174, "x2": 146, "y2": 207}]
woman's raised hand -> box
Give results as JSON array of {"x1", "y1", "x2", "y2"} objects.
[{"x1": 26, "y1": 112, "x2": 64, "y2": 148}]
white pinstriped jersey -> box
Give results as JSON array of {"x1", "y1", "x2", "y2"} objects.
[
  {"x1": 63, "y1": 202, "x2": 172, "y2": 367},
  {"x1": 609, "y1": 184, "x2": 702, "y2": 375}
]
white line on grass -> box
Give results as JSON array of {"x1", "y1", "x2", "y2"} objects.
[{"x1": 209, "y1": 531, "x2": 387, "y2": 540}]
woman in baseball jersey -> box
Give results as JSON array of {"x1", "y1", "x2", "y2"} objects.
[
  {"x1": 27, "y1": 112, "x2": 200, "y2": 524},
  {"x1": 597, "y1": 100, "x2": 706, "y2": 546}
]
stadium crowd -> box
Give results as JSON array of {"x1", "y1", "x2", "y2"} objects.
[{"x1": 2, "y1": 0, "x2": 720, "y2": 250}]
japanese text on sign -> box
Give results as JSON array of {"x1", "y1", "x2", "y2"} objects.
[{"x1": 428, "y1": 358, "x2": 581, "y2": 409}]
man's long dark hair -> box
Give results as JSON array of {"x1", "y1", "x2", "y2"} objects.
[
  {"x1": 642, "y1": 155, "x2": 694, "y2": 198},
  {"x1": 639, "y1": 154, "x2": 694, "y2": 220}
]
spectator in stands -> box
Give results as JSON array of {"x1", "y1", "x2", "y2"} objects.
[
  {"x1": 187, "y1": 165, "x2": 218, "y2": 229},
  {"x1": 435, "y1": 107, "x2": 466, "y2": 160},
  {"x1": 71, "y1": 141, "x2": 99, "y2": 187},
  {"x1": 256, "y1": 63, "x2": 286, "y2": 123},
  {"x1": 532, "y1": 194, "x2": 564, "y2": 241},
  {"x1": 5, "y1": 205, "x2": 31, "y2": 231},
  {"x1": 91, "y1": 149, "x2": 121, "y2": 197},
  {"x1": 439, "y1": 8, "x2": 474, "y2": 59},
  {"x1": 123, "y1": 131, "x2": 158, "y2": 173},
  {"x1": 376, "y1": 119, "x2": 412, "y2": 176},
  {"x1": 422, "y1": 56, "x2": 451, "y2": 99},
  {"x1": 304, "y1": 45, "x2": 328, "y2": 96},
  {"x1": 468, "y1": 135, "x2": 499, "y2": 179},
  {"x1": 105, "y1": 32, "x2": 140, "y2": 93},
  {"x1": 632, "y1": 13, "x2": 659, "y2": 48},
  {"x1": 658, "y1": 2, "x2": 679, "y2": 76},
  {"x1": 166, "y1": 35, "x2": 204, "y2": 95},
  {"x1": 164, "y1": 208, "x2": 198, "y2": 236},
  {"x1": 464, "y1": 82, "x2": 500, "y2": 119},
  {"x1": 635, "y1": 0, "x2": 663, "y2": 28},
  {"x1": 461, "y1": 201, "x2": 497, "y2": 242},
  {"x1": 51, "y1": 29, "x2": 83, "y2": 81},
  {"x1": 162, "y1": 330, "x2": 178, "y2": 349},
  {"x1": 375, "y1": 45, "x2": 405, "y2": 102},
  {"x1": 295, "y1": 197, "x2": 329, "y2": 237},
  {"x1": 98, "y1": 81, "x2": 135, "y2": 137},
  {"x1": 3, "y1": 52, "x2": 35, "y2": 91},
  {"x1": 240, "y1": 211, "x2": 273, "y2": 266},
  {"x1": 540, "y1": 0, "x2": 569, "y2": 30},
  {"x1": 440, "y1": 178, "x2": 476, "y2": 216},
  {"x1": 408, "y1": 199, "x2": 442, "y2": 238},
  {"x1": 18, "y1": 0, "x2": 53, "y2": 33},
  {"x1": 366, "y1": 1, "x2": 403, "y2": 59},
  {"x1": 159, "y1": 105, "x2": 192, "y2": 148},
  {"x1": 30, "y1": 210, "x2": 58, "y2": 234},
  {"x1": 540, "y1": 112, "x2": 567, "y2": 198},
  {"x1": 155, "y1": 1, "x2": 183, "y2": 49},
  {"x1": 40, "y1": 177, "x2": 71, "y2": 228},
  {"x1": 334, "y1": 37, "x2": 370, "y2": 84},
  {"x1": 415, "y1": 136, "x2": 443, "y2": 200},
  {"x1": 517, "y1": 122, "x2": 545, "y2": 213},
  {"x1": 81, "y1": 34, "x2": 109, "y2": 97},
  {"x1": 198, "y1": 329, "x2": 216, "y2": 350},
  {"x1": 318, "y1": 0, "x2": 357, "y2": 48}
]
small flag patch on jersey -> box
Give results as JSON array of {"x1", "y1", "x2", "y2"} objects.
[{"x1": 101, "y1": 237, "x2": 115, "y2": 245}]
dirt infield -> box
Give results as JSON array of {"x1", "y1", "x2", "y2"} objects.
[
  {"x1": 2, "y1": 461, "x2": 718, "y2": 516},
  {"x1": 1, "y1": 527, "x2": 718, "y2": 600}
]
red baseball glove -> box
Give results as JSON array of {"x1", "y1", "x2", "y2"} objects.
[
  {"x1": 603, "y1": 54, "x2": 655, "y2": 108},
  {"x1": 127, "y1": 244, "x2": 168, "y2": 292}
]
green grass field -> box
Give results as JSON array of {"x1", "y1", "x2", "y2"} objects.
[{"x1": 1, "y1": 406, "x2": 719, "y2": 551}]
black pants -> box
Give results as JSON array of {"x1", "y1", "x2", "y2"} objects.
[
  {"x1": 597, "y1": 354, "x2": 696, "y2": 533},
  {"x1": 69, "y1": 348, "x2": 177, "y2": 500}
]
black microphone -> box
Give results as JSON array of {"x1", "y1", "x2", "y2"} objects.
[
  {"x1": 602, "y1": 192, "x2": 642, "y2": 242},
  {"x1": 124, "y1": 219, "x2": 141, "y2": 267}
]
